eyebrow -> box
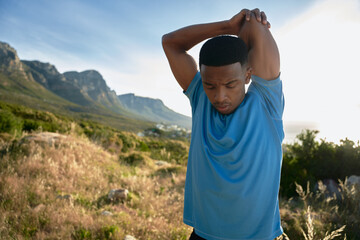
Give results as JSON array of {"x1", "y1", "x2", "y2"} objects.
[
  {"x1": 224, "y1": 80, "x2": 238, "y2": 85},
  {"x1": 202, "y1": 79, "x2": 239, "y2": 86},
  {"x1": 203, "y1": 81, "x2": 214, "y2": 85}
]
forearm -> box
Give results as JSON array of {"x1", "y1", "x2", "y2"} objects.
[
  {"x1": 162, "y1": 20, "x2": 234, "y2": 52},
  {"x1": 238, "y1": 14, "x2": 280, "y2": 80}
]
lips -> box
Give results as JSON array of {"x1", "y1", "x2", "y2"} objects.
[{"x1": 215, "y1": 104, "x2": 230, "y2": 113}]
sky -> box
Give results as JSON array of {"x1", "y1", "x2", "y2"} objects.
[{"x1": 0, "y1": 0, "x2": 359, "y2": 143}]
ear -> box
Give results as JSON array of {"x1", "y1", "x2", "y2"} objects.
[{"x1": 244, "y1": 66, "x2": 252, "y2": 84}]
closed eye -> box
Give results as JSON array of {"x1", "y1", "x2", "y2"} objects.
[
  {"x1": 226, "y1": 84, "x2": 236, "y2": 89},
  {"x1": 225, "y1": 80, "x2": 238, "y2": 88},
  {"x1": 203, "y1": 82, "x2": 215, "y2": 89}
]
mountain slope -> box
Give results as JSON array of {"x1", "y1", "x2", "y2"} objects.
[
  {"x1": 63, "y1": 70, "x2": 128, "y2": 115},
  {"x1": 118, "y1": 93, "x2": 191, "y2": 129},
  {"x1": 22, "y1": 60, "x2": 95, "y2": 107},
  {"x1": 0, "y1": 41, "x2": 152, "y2": 131},
  {"x1": 0, "y1": 41, "x2": 191, "y2": 131},
  {"x1": 0, "y1": 42, "x2": 79, "y2": 111}
]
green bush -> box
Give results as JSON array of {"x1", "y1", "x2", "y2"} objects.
[
  {"x1": 280, "y1": 129, "x2": 360, "y2": 198},
  {"x1": 137, "y1": 140, "x2": 150, "y2": 152},
  {"x1": 0, "y1": 109, "x2": 23, "y2": 135},
  {"x1": 101, "y1": 225, "x2": 119, "y2": 239},
  {"x1": 22, "y1": 119, "x2": 40, "y2": 132},
  {"x1": 72, "y1": 228, "x2": 92, "y2": 240},
  {"x1": 147, "y1": 139, "x2": 188, "y2": 165},
  {"x1": 120, "y1": 153, "x2": 145, "y2": 166}
]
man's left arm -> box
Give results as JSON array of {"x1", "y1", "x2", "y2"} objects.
[{"x1": 239, "y1": 9, "x2": 280, "y2": 81}]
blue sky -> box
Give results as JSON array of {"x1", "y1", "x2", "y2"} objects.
[{"x1": 1, "y1": 0, "x2": 359, "y2": 143}]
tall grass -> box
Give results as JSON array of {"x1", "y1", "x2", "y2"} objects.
[
  {"x1": 277, "y1": 179, "x2": 359, "y2": 240},
  {"x1": 0, "y1": 132, "x2": 191, "y2": 239},
  {"x1": 0, "y1": 131, "x2": 359, "y2": 239}
]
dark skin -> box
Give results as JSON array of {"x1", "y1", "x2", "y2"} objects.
[{"x1": 162, "y1": 8, "x2": 280, "y2": 114}]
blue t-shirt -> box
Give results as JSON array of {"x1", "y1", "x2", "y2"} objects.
[{"x1": 183, "y1": 72, "x2": 284, "y2": 240}]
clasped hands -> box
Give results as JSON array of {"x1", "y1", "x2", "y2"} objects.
[{"x1": 229, "y1": 8, "x2": 271, "y2": 35}]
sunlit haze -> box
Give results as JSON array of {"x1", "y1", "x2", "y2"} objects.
[{"x1": 1, "y1": 0, "x2": 359, "y2": 143}]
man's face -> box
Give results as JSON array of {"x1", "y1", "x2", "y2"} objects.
[{"x1": 201, "y1": 62, "x2": 251, "y2": 115}]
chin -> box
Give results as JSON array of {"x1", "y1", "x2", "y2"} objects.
[{"x1": 217, "y1": 108, "x2": 234, "y2": 115}]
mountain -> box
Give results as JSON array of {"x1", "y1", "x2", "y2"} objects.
[
  {"x1": 63, "y1": 70, "x2": 127, "y2": 115},
  {"x1": 21, "y1": 60, "x2": 95, "y2": 107},
  {"x1": 0, "y1": 42, "x2": 26, "y2": 76},
  {"x1": 0, "y1": 42, "x2": 78, "y2": 111},
  {"x1": 118, "y1": 93, "x2": 191, "y2": 129},
  {"x1": 0, "y1": 41, "x2": 191, "y2": 131},
  {"x1": 0, "y1": 41, "x2": 151, "y2": 131}
]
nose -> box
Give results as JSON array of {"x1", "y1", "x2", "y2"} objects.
[{"x1": 214, "y1": 87, "x2": 226, "y2": 103}]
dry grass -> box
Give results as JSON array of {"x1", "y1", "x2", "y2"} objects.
[
  {"x1": 277, "y1": 181, "x2": 355, "y2": 240},
  {"x1": 0, "y1": 132, "x2": 191, "y2": 239},
  {"x1": 1, "y1": 131, "x2": 358, "y2": 239}
]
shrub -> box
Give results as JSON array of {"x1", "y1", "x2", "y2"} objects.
[
  {"x1": 147, "y1": 139, "x2": 188, "y2": 165},
  {"x1": 137, "y1": 141, "x2": 150, "y2": 152},
  {"x1": 0, "y1": 109, "x2": 23, "y2": 135},
  {"x1": 281, "y1": 130, "x2": 360, "y2": 198},
  {"x1": 120, "y1": 153, "x2": 145, "y2": 166},
  {"x1": 22, "y1": 119, "x2": 40, "y2": 132}
]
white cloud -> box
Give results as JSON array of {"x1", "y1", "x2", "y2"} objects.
[
  {"x1": 274, "y1": 0, "x2": 360, "y2": 142},
  {"x1": 100, "y1": 50, "x2": 192, "y2": 117}
]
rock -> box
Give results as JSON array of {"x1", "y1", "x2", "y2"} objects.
[
  {"x1": 108, "y1": 189, "x2": 129, "y2": 202},
  {"x1": 324, "y1": 179, "x2": 340, "y2": 195},
  {"x1": 101, "y1": 210, "x2": 113, "y2": 216},
  {"x1": 33, "y1": 204, "x2": 45, "y2": 213},
  {"x1": 155, "y1": 160, "x2": 169, "y2": 166},
  {"x1": 0, "y1": 41, "x2": 26, "y2": 76},
  {"x1": 315, "y1": 179, "x2": 341, "y2": 199},
  {"x1": 21, "y1": 132, "x2": 66, "y2": 147},
  {"x1": 124, "y1": 235, "x2": 137, "y2": 240},
  {"x1": 347, "y1": 175, "x2": 360, "y2": 187}
]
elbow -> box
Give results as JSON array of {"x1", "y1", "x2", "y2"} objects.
[{"x1": 161, "y1": 33, "x2": 172, "y2": 49}]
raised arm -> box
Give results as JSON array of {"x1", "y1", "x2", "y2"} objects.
[
  {"x1": 162, "y1": 21, "x2": 234, "y2": 91},
  {"x1": 238, "y1": 9, "x2": 280, "y2": 81},
  {"x1": 162, "y1": 9, "x2": 270, "y2": 91}
]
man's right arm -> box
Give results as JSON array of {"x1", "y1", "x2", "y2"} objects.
[{"x1": 162, "y1": 21, "x2": 233, "y2": 91}]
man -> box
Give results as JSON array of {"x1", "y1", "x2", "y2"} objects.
[{"x1": 162, "y1": 8, "x2": 284, "y2": 240}]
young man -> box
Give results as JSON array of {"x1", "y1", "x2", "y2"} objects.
[{"x1": 162, "y1": 8, "x2": 284, "y2": 240}]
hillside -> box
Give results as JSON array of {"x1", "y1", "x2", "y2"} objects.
[
  {"x1": 118, "y1": 93, "x2": 191, "y2": 129},
  {"x1": 0, "y1": 131, "x2": 191, "y2": 239},
  {"x1": 0, "y1": 41, "x2": 191, "y2": 132},
  {"x1": 1, "y1": 127, "x2": 358, "y2": 239}
]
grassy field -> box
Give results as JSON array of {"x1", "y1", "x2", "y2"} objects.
[
  {"x1": 0, "y1": 103, "x2": 359, "y2": 239},
  {"x1": 0, "y1": 131, "x2": 191, "y2": 239},
  {"x1": 1, "y1": 130, "x2": 358, "y2": 240}
]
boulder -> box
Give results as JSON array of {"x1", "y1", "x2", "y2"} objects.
[
  {"x1": 21, "y1": 132, "x2": 66, "y2": 147},
  {"x1": 124, "y1": 235, "x2": 137, "y2": 240},
  {"x1": 155, "y1": 160, "x2": 170, "y2": 166},
  {"x1": 33, "y1": 204, "x2": 45, "y2": 213},
  {"x1": 315, "y1": 179, "x2": 341, "y2": 199},
  {"x1": 347, "y1": 175, "x2": 360, "y2": 187},
  {"x1": 108, "y1": 189, "x2": 129, "y2": 202},
  {"x1": 101, "y1": 210, "x2": 113, "y2": 216}
]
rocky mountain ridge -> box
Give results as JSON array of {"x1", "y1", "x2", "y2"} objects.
[
  {"x1": 118, "y1": 93, "x2": 191, "y2": 129},
  {"x1": 0, "y1": 41, "x2": 191, "y2": 130}
]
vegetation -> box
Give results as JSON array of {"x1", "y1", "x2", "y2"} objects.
[
  {"x1": 281, "y1": 129, "x2": 360, "y2": 198},
  {"x1": 0, "y1": 102, "x2": 359, "y2": 239}
]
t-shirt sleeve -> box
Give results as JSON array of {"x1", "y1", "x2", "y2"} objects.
[
  {"x1": 248, "y1": 74, "x2": 284, "y2": 120},
  {"x1": 183, "y1": 72, "x2": 203, "y2": 114}
]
